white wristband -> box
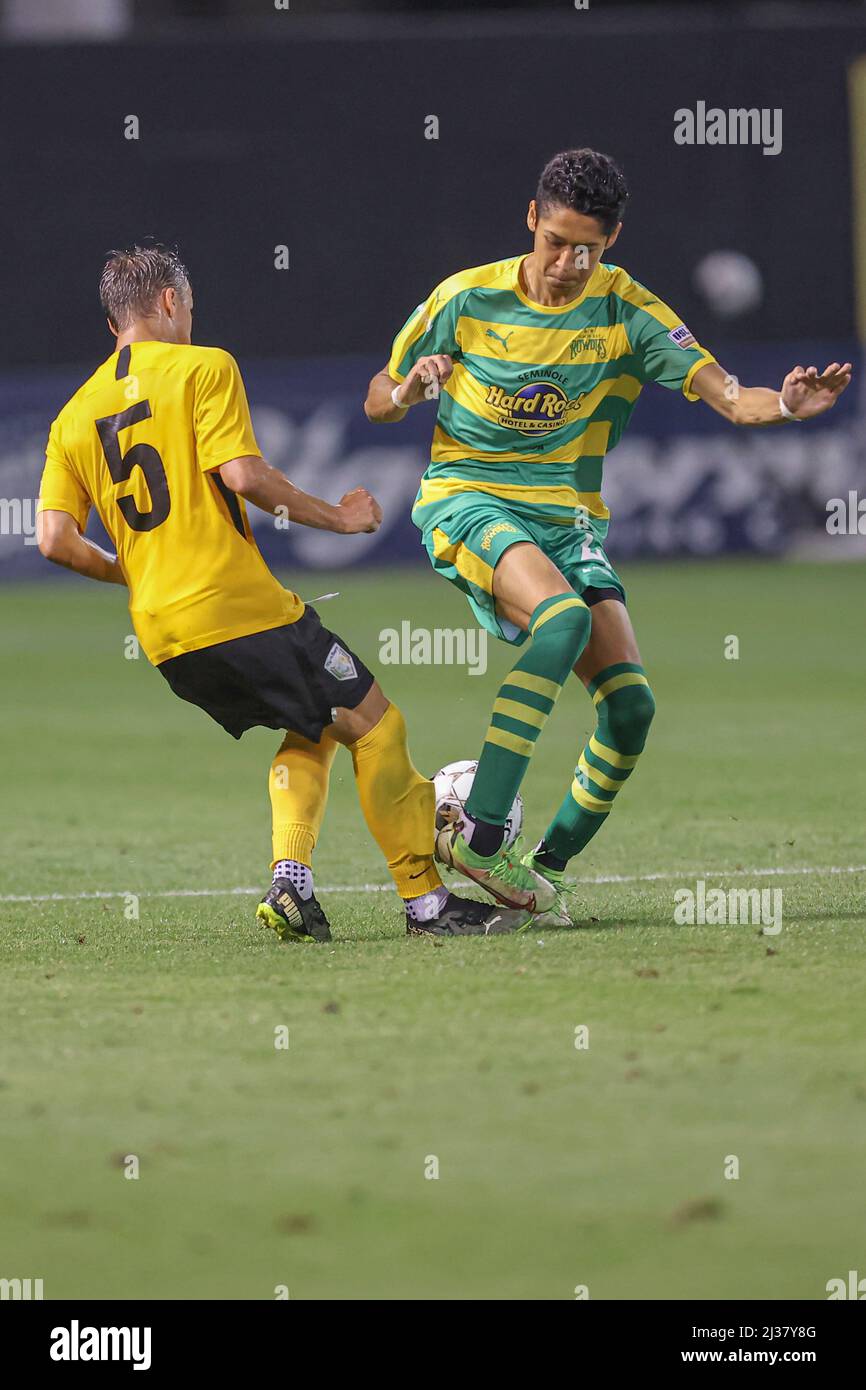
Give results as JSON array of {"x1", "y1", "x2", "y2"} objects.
[
  {"x1": 779, "y1": 395, "x2": 801, "y2": 422},
  {"x1": 391, "y1": 384, "x2": 409, "y2": 411}
]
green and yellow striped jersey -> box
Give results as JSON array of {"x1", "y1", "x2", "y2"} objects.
[{"x1": 387, "y1": 256, "x2": 716, "y2": 533}]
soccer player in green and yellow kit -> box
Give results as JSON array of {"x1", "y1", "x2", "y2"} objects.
[
  {"x1": 365, "y1": 149, "x2": 852, "y2": 918},
  {"x1": 37, "y1": 244, "x2": 527, "y2": 940}
]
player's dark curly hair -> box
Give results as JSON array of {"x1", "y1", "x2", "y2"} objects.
[
  {"x1": 535, "y1": 149, "x2": 628, "y2": 235},
  {"x1": 99, "y1": 242, "x2": 190, "y2": 331}
]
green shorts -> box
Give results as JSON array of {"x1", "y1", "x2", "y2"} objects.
[{"x1": 416, "y1": 494, "x2": 626, "y2": 647}]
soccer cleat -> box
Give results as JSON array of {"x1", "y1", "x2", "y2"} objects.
[
  {"x1": 256, "y1": 877, "x2": 332, "y2": 943},
  {"x1": 406, "y1": 892, "x2": 529, "y2": 937},
  {"x1": 520, "y1": 847, "x2": 577, "y2": 928},
  {"x1": 443, "y1": 829, "x2": 557, "y2": 914}
]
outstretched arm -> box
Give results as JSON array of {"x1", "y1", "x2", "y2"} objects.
[
  {"x1": 692, "y1": 360, "x2": 852, "y2": 426},
  {"x1": 218, "y1": 455, "x2": 381, "y2": 534}
]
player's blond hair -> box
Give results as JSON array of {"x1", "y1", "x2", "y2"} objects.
[{"x1": 99, "y1": 243, "x2": 191, "y2": 331}]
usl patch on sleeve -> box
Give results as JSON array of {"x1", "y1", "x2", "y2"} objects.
[{"x1": 667, "y1": 324, "x2": 697, "y2": 349}]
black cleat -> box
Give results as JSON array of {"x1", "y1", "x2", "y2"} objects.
[
  {"x1": 256, "y1": 878, "x2": 332, "y2": 943},
  {"x1": 405, "y1": 891, "x2": 529, "y2": 937}
]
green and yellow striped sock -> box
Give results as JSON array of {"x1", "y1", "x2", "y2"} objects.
[
  {"x1": 542, "y1": 662, "x2": 656, "y2": 863},
  {"x1": 465, "y1": 593, "x2": 591, "y2": 835}
]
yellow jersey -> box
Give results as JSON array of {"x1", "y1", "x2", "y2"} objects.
[{"x1": 39, "y1": 341, "x2": 302, "y2": 664}]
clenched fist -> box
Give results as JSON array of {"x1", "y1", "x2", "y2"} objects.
[{"x1": 336, "y1": 487, "x2": 382, "y2": 534}]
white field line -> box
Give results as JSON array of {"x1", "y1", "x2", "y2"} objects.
[{"x1": 2, "y1": 863, "x2": 865, "y2": 905}]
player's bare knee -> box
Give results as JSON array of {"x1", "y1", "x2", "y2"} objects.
[{"x1": 328, "y1": 681, "x2": 389, "y2": 744}]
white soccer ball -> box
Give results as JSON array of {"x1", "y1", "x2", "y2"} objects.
[
  {"x1": 692, "y1": 250, "x2": 763, "y2": 318},
  {"x1": 432, "y1": 759, "x2": 523, "y2": 868}
]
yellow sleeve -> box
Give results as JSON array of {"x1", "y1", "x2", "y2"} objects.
[
  {"x1": 38, "y1": 416, "x2": 91, "y2": 530},
  {"x1": 194, "y1": 350, "x2": 262, "y2": 473}
]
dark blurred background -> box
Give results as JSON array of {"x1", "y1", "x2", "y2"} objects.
[{"x1": 1, "y1": 0, "x2": 864, "y2": 572}]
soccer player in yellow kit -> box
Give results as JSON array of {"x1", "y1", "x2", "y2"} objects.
[
  {"x1": 366, "y1": 149, "x2": 852, "y2": 920},
  {"x1": 38, "y1": 244, "x2": 526, "y2": 940}
]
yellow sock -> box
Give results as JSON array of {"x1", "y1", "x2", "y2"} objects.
[
  {"x1": 269, "y1": 730, "x2": 337, "y2": 869},
  {"x1": 349, "y1": 702, "x2": 442, "y2": 898}
]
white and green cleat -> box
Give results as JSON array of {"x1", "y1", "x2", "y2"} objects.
[
  {"x1": 520, "y1": 848, "x2": 578, "y2": 928},
  {"x1": 442, "y1": 828, "x2": 558, "y2": 915}
]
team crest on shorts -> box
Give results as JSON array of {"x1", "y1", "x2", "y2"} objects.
[
  {"x1": 325, "y1": 642, "x2": 358, "y2": 681},
  {"x1": 480, "y1": 521, "x2": 519, "y2": 551}
]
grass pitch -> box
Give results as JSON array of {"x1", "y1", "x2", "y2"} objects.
[{"x1": 1, "y1": 560, "x2": 864, "y2": 1300}]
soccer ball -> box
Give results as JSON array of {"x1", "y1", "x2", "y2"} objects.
[{"x1": 432, "y1": 759, "x2": 523, "y2": 868}]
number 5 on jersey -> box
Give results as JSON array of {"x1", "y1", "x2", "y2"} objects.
[{"x1": 96, "y1": 401, "x2": 171, "y2": 532}]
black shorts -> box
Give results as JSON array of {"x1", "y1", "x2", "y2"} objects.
[
  {"x1": 157, "y1": 607, "x2": 375, "y2": 742},
  {"x1": 582, "y1": 585, "x2": 626, "y2": 607}
]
